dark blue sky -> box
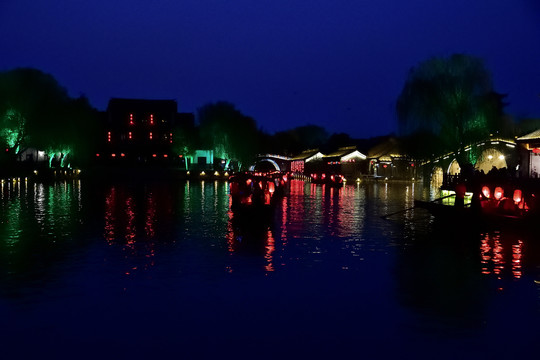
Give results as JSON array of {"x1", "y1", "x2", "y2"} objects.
[{"x1": 1, "y1": 0, "x2": 539, "y2": 138}]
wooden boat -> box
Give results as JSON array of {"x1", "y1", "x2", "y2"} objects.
[
  {"x1": 229, "y1": 171, "x2": 288, "y2": 211},
  {"x1": 414, "y1": 198, "x2": 535, "y2": 229}
]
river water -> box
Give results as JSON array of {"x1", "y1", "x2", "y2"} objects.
[{"x1": 0, "y1": 179, "x2": 537, "y2": 359}]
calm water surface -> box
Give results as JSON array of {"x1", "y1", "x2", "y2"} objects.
[{"x1": 0, "y1": 179, "x2": 538, "y2": 359}]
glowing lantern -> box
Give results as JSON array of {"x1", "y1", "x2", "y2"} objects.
[
  {"x1": 268, "y1": 182, "x2": 275, "y2": 193},
  {"x1": 494, "y1": 187, "x2": 504, "y2": 200},
  {"x1": 246, "y1": 179, "x2": 252, "y2": 186},
  {"x1": 481, "y1": 186, "x2": 490, "y2": 198},
  {"x1": 322, "y1": 174, "x2": 326, "y2": 179},
  {"x1": 513, "y1": 189, "x2": 522, "y2": 204}
]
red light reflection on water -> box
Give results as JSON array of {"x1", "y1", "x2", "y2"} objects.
[
  {"x1": 265, "y1": 229, "x2": 275, "y2": 272},
  {"x1": 145, "y1": 192, "x2": 156, "y2": 238},
  {"x1": 512, "y1": 240, "x2": 523, "y2": 279},
  {"x1": 103, "y1": 185, "x2": 172, "y2": 277},
  {"x1": 480, "y1": 233, "x2": 524, "y2": 280}
]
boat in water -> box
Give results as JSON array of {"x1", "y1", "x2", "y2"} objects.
[
  {"x1": 415, "y1": 179, "x2": 540, "y2": 229},
  {"x1": 229, "y1": 171, "x2": 288, "y2": 212}
]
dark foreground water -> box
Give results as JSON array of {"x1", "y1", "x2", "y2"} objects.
[{"x1": 0, "y1": 179, "x2": 538, "y2": 359}]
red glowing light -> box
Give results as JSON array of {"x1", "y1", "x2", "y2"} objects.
[
  {"x1": 246, "y1": 179, "x2": 252, "y2": 185},
  {"x1": 494, "y1": 187, "x2": 504, "y2": 200},
  {"x1": 149, "y1": 132, "x2": 153, "y2": 139},
  {"x1": 163, "y1": 154, "x2": 168, "y2": 158},
  {"x1": 513, "y1": 189, "x2": 522, "y2": 203},
  {"x1": 482, "y1": 186, "x2": 490, "y2": 198},
  {"x1": 150, "y1": 114, "x2": 154, "y2": 125},
  {"x1": 268, "y1": 182, "x2": 275, "y2": 193},
  {"x1": 533, "y1": 148, "x2": 540, "y2": 154},
  {"x1": 152, "y1": 154, "x2": 157, "y2": 157},
  {"x1": 120, "y1": 153, "x2": 125, "y2": 157},
  {"x1": 96, "y1": 153, "x2": 100, "y2": 157},
  {"x1": 111, "y1": 153, "x2": 116, "y2": 157},
  {"x1": 383, "y1": 164, "x2": 387, "y2": 168}
]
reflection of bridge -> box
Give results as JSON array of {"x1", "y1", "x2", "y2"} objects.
[
  {"x1": 249, "y1": 154, "x2": 292, "y2": 172},
  {"x1": 422, "y1": 138, "x2": 518, "y2": 186}
]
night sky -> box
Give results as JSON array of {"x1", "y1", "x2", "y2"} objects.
[{"x1": 1, "y1": 0, "x2": 539, "y2": 138}]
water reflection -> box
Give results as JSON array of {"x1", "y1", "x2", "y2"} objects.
[{"x1": 0, "y1": 180, "x2": 84, "y2": 297}]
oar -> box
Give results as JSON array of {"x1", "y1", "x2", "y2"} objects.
[{"x1": 381, "y1": 194, "x2": 455, "y2": 219}]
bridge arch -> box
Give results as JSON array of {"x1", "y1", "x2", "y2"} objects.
[
  {"x1": 447, "y1": 159, "x2": 460, "y2": 175},
  {"x1": 475, "y1": 148, "x2": 507, "y2": 173},
  {"x1": 252, "y1": 158, "x2": 281, "y2": 172},
  {"x1": 431, "y1": 166, "x2": 444, "y2": 189}
]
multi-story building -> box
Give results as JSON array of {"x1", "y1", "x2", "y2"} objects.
[{"x1": 99, "y1": 98, "x2": 179, "y2": 165}]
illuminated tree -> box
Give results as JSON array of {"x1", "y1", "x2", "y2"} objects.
[
  {"x1": 0, "y1": 68, "x2": 99, "y2": 168},
  {"x1": 0, "y1": 109, "x2": 26, "y2": 154},
  {"x1": 396, "y1": 54, "x2": 507, "y2": 164},
  {"x1": 198, "y1": 102, "x2": 259, "y2": 168}
]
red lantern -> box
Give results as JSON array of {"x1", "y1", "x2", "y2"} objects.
[
  {"x1": 481, "y1": 186, "x2": 490, "y2": 199},
  {"x1": 513, "y1": 189, "x2": 522, "y2": 204},
  {"x1": 494, "y1": 187, "x2": 504, "y2": 200}
]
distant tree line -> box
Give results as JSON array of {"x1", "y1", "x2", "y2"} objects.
[
  {"x1": 2, "y1": 56, "x2": 535, "y2": 173},
  {"x1": 0, "y1": 68, "x2": 371, "y2": 172}
]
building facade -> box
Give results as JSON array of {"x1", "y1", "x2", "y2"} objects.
[{"x1": 99, "y1": 98, "x2": 179, "y2": 165}]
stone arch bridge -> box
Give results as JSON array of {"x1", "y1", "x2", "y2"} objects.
[
  {"x1": 249, "y1": 154, "x2": 291, "y2": 172},
  {"x1": 421, "y1": 138, "x2": 518, "y2": 187}
]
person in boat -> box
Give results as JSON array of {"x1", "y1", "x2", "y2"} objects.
[{"x1": 454, "y1": 182, "x2": 466, "y2": 208}]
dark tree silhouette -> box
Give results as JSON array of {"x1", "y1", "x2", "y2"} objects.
[
  {"x1": 396, "y1": 54, "x2": 507, "y2": 164},
  {"x1": 270, "y1": 124, "x2": 329, "y2": 156},
  {"x1": 198, "y1": 101, "x2": 259, "y2": 169}
]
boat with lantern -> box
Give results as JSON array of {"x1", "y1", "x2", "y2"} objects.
[
  {"x1": 414, "y1": 178, "x2": 540, "y2": 228},
  {"x1": 228, "y1": 171, "x2": 289, "y2": 211}
]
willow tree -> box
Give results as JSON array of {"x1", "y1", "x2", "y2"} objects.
[
  {"x1": 198, "y1": 102, "x2": 259, "y2": 169},
  {"x1": 396, "y1": 54, "x2": 506, "y2": 165}
]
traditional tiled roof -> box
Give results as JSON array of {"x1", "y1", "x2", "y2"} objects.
[
  {"x1": 517, "y1": 129, "x2": 540, "y2": 141},
  {"x1": 290, "y1": 149, "x2": 322, "y2": 161},
  {"x1": 367, "y1": 137, "x2": 403, "y2": 159},
  {"x1": 323, "y1": 147, "x2": 366, "y2": 160}
]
